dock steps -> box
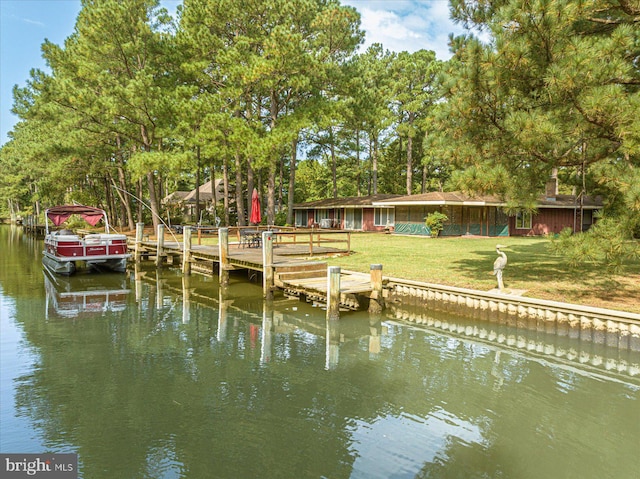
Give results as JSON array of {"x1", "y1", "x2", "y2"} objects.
[{"x1": 274, "y1": 262, "x2": 327, "y2": 282}]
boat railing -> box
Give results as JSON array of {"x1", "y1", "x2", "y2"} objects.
[{"x1": 48, "y1": 232, "x2": 128, "y2": 259}]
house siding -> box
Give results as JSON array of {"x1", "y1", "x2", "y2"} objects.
[
  {"x1": 510, "y1": 209, "x2": 582, "y2": 236},
  {"x1": 294, "y1": 193, "x2": 599, "y2": 236},
  {"x1": 394, "y1": 205, "x2": 508, "y2": 237}
]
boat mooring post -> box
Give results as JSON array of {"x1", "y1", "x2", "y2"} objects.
[
  {"x1": 156, "y1": 269, "x2": 164, "y2": 310},
  {"x1": 262, "y1": 231, "x2": 274, "y2": 300},
  {"x1": 155, "y1": 224, "x2": 165, "y2": 267},
  {"x1": 182, "y1": 275, "x2": 191, "y2": 324},
  {"x1": 327, "y1": 266, "x2": 341, "y2": 320},
  {"x1": 326, "y1": 317, "x2": 340, "y2": 369},
  {"x1": 182, "y1": 226, "x2": 192, "y2": 275},
  {"x1": 261, "y1": 301, "x2": 274, "y2": 364},
  {"x1": 368, "y1": 264, "x2": 384, "y2": 314},
  {"x1": 134, "y1": 263, "x2": 142, "y2": 301},
  {"x1": 219, "y1": 227, "x2": 229, "y2": 286},
  {"x1": 135, "y1": 222, "x2": 144, "y2": 262}
]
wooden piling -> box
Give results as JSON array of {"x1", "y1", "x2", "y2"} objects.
[
  {"x1": 134, "y1": 263, "x2": 142, "y2": 301},
  {"x1": 327, "y1": 266, "x2": 341, "y2": 320},
  {"x1": 325, "y1": 317, "x2": 340, "y2": 369},
  {"x1": 135, "y1": 222, "x2": 144, "y2": 262},
  {"x1": 217, "y1": 288, "x2": 229, "y2": 341},
  {"x1": 219, "y1": 227, "x2": 229, "y2": 286},
  {"x1": 263, "y1": 231, "x2": 274, "y2": 300},
  {"x1": 261, "y1": 302, "x2": 273, "y2": 363},
  {"x1": 182, "y1": 226, "x2": 192, "y2": 275},
  {"x1": 182, "y1": 275, "x2": 191, "y2": 324},
  {"x1": 368, "y1": 264, "x2": 384, "y2": 314},
  {"x1": 156, "y1": 269, "x2": 164, "y2": 310},
  {"x1": 155, "y1": 224, "x2": 165, "y2": 267}
]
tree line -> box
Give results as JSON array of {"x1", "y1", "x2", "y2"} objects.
[{"x1": 0, "y1": 0, "x2": 638, "y2": 263}]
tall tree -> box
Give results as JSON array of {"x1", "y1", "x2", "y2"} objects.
[
  {"x1": 347, "y1": 44, "x2": 395, "y2": 195},
  {"x1": 179, "y1": 0, "x2": 362, "y2": 225},
  {"x1": 38, "y1": 0, "x2": 176, "y2": 230},
  {"x1": 439, "y1": 0, "x2": 639, "y2": 205},
  {"x1": 436, "y1": 0, "x2": 640, "y2": 265},
  {"x1": 389, "y1": 49, "x2": 442, "y2": 195}
]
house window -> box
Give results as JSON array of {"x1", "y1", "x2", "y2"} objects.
[
  {"x1": 344, "y1": 209, "x2": 363, "y2": 230},
  {"x1": 374, "y1": 208, "x2": 395, "y2": 226},
  {"x1": 515, "y1": 211, "x2": 532, "y2": 229},
  {"x1": 295, "y1": 210, "x2": 306, "y2": 227},
  {"x1": 314, "y1": 209, "x2": 329, "y2": 223}
]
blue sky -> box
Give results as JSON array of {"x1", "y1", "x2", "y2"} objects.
[{"x1": 0, "y1": 0, "x2": 466, "y2": 146}]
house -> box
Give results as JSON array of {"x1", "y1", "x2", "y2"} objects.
[
  {"x1": 162, "y1": 179, "x2": 226, "y2": 223},
  {"x1": 373, "y1": 191, "x2": 510, "y2": 236},
  {"x1": 292, "y1": 177, "x2": 602, "y2": 236},
  {"x1": 183, "y1": 179, "x2": 225, "y2": 205},
  {"x1": 292, "y1": 195, "x2": 401, "y2": 231},
  {"x1": 161, "y1": 190, "x2": 191, "y2": 206},
  {"x1": 373, "y1": 186, "x2": 602, "y2": 237}
]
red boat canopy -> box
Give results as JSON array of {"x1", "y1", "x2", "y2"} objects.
[{"x1": 46, "y1": 205, "x2": 106, "y2": 227}]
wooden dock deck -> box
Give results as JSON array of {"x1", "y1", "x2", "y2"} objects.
[{"x1": 130, "y1": 228, "x2": 377, "y2": 313}]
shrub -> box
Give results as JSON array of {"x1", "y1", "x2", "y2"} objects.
[{"x1": 424, "y1": 211, "x2": 449, "y2": 237}]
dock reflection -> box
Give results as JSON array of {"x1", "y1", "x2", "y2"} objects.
[
  {"x1": 129, "y1": 264, "x2": 639, "y2": 384},
  {"x1": 132, "y1": 264, "x2": 380, "y2": 369}
]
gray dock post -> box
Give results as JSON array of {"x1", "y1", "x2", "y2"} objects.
[
  {"x1": 134, "y1": 263, "x2": 142, "y2": 302},
  {"x1": 325, "y1": 318, "x2": 340, "y2": 369},
  {"x1": 135, "y1": 222, "x2": 144, "y2": 262},
  {"x1": 219, "y1": 227, "x2": 229, "y2": 286},
  {"x1": 368, "y1": 264, "x2": 384, "y2": 313},
  {"x1": 217, "y1": 288, "x2": 229, "y2": 341},
  {"x1": 182, "y1": 275, "x2": 191, "y2": 324},
  {"x1": 156, "y1": 269, "x2": 164, "y2": 310},
  {"x1": 155, "y1": 224, "x2": 165, "y2": 267},
  {"x1": 182, "y1": 226, "x2": 192, "y2": 275},
  {"x1": 369, "y1": 318, "x2": 382, "y2": 356},
  {"x1": 327, "y1": 266, "x2": 341, "y2": 320},
  {"x1": 261, "y1": 301, "x2": 273, "y2": 364},
  {"x1": 262, "y1": 231, "x2": 274, "y2": 300}
]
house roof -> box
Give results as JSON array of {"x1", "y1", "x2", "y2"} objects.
[
  {"x1": 535, "y1": 194, "x2": 603, "y2": 209},
  {"x1": 373, "y1": 191, "x2": 504, "y2": 206},
  {"x1": 293, "y1": 194, "x2": 401, "y2": 209},
  {"x1": 161, "y1": 191, "x2": 191, "y2": 205},
  {"x1": 183, "y1": 179, "x2": 224, "y2": 203},
  {"x1": 373, "y1": 191, "x2": 603, "y2": 209}
]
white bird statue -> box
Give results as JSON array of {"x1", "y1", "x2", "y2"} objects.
[{"x1": 492, "y1": 245, "x2": 508, "y2": 291}]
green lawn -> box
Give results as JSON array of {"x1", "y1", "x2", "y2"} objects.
[{"x1": 326, "y1": 233, "x2": 640, "y2": 314}]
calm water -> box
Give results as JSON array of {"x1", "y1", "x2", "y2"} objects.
[{"x1": 1, "y1": 225, "x2": 639, "y2": 479}]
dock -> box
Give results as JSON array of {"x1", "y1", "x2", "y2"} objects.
[{"x1": 130, "y1": 225, "x2": 383, "y2": 318}]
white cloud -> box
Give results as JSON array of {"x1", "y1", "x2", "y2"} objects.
[
  {"x1": 21, "y1": 17, "x2": 46, "y2": 27},
  {"x1": 342, "y1": 0, "x2": 469, "y2": 60}
]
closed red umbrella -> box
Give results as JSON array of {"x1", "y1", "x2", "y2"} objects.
[{"x1": 250, "y1": 188, "x2": 261, "y2": 225}]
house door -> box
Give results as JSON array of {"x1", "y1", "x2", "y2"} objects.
[{"x1": 345, "y1": 209, "x2": 363, "y2": 230}]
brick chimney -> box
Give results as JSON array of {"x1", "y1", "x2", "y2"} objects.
[{"x1": 545, "y1": 168, "x2": 558, "y2": 201}]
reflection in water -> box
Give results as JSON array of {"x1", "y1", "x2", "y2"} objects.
[
  {"x1": 387, "y1": 301, "x2": 640, "y2": 384},
  {"x1": 43, "y1": 269, "x2": 130, "y2": 319},
  {"x1": 1, "y1": 226, "x2": 639, "y2": 479}
]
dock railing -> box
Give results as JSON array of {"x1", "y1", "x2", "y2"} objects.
[
  {"x1": 273, "y1": 230, "x2": 351, "y2": 255},
  {"x1": 153, "y1": 225, "x2": 352, "y2": 254}
]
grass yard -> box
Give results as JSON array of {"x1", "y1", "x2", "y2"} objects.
[{"x1": 326, "y1": 233, "x2": 640, "y2": 314}]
